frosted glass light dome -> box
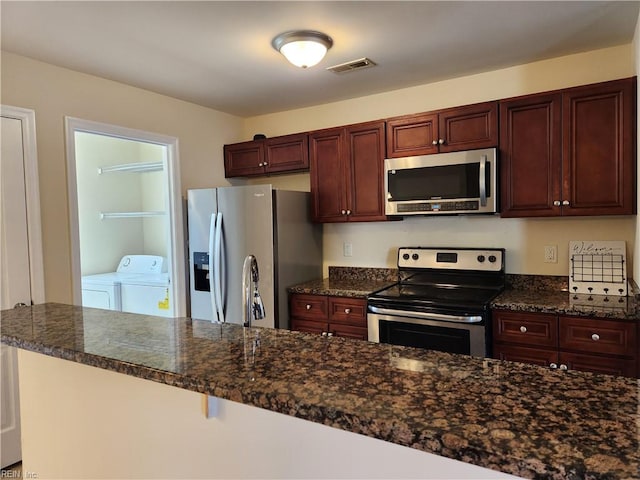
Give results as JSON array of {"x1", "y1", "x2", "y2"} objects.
[{"x1": 272, "y1": 31, "x2": 333, "y2": 69}]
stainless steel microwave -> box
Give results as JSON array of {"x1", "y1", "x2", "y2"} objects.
[{"x1": 384, "y1": 147, "x2": 497, "y2": 216}]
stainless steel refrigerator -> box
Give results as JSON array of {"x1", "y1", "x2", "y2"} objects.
[{"x1": 187, "y1": 185, "x2": 322, "y2": 328}]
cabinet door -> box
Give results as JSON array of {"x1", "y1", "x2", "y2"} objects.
[
  {"x1": 438, "y1": 102, "x2": 498, "y2": 153},
  {"x1": 492, "y1": 310, "x2": 558, "y2": 348},
  {"x1": 499, "y1": 93, "x2": 562, "y2": 217},
  {"x1": 328, "y1": 297, "x2": 367, "y2": 327},
  {"x1": 559, "y1": 316, "x2": 637, "y2": 357},
  {"x1": 309, "y1": 128, "x2": 347, "y2": 222},
  {"x1": 345, "y1": 122, "x2": 388, "y2": 222},
  {"x1": 493, "y1": 344, "x2": 558, "y2": 368},
  {"x1": 559, "y1": 352, "x2": 637, "y2": 378},
  {"x1": 265, "y1": 133, "x2": 309, "y2": 174},
  {"x1": 331, "y1": 323, "x2": 369, "y2": 340},
  {"x1": 562, "y1": 78, "x2": 636, "y2": 215},
  {"x1": 291, "y1": 318, "x2": 329, "y2": 335},
  {"x1": 224, "y1": 141, "x2": 265, "y2": 177},
  {"x1": 386, "y1": 113, "x2": 438, "y2": 158}
]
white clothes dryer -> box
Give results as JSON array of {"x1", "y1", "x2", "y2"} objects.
[
  {"x1": 120, "y1": 273, "x2": 172, "y2": 317},
  {"x1": 81, "y1": 255, "x2": 166, "y2": 312}
]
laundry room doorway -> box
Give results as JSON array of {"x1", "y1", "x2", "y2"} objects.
[{"x1": 65, "y1": 118, "x2": 186, "y2": 318}]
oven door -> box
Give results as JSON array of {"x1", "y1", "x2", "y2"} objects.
[{"x1": 367, "y1": 306, "x2": 487, "y2": 357}]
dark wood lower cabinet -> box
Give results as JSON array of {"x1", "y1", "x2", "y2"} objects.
[
  {"x1": 290, "y1": 293, "x2": 368, "y2": 339},
  {"x1": 493, "y1": 309, "x2": 638, "y2": 378}
]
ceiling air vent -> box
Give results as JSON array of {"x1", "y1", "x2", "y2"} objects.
[{"x1": 326, "y1": 57, "x2": 376, "y2": 74}]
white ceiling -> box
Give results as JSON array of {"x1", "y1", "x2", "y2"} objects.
[{"x1": 1, "y1": 1, "x2": 638, "y2": 117}]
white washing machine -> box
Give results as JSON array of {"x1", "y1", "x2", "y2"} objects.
[
  {"x1": 81, "y1": 255, "x2": 166, "y2": 312},
  {"x1": 120, "y1": 273, "x2": 172, "y2": 317}
]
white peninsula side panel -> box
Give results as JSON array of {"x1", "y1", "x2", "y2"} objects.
[{"x1": 17, "y1": 350, "x2": 520, "y2": 479}]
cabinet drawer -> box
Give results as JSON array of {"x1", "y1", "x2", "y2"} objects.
[
  {"x1": 329, "y1": 297, "x2": 367, "y2": 327},
  {"x1": 559, "y1": 316, "x2": 637, "y2": 357},
  {"x1": 290, "y1": 294, "x2": 328, "y2": 320},
  {"x1": 493, "y1": 310, "x2": 558, "y2": 347},
  {"x1": 493, "y1": 344, "x2": 558, "y2": 368}
]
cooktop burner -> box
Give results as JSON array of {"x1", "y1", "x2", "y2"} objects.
[{"x1": 368, "y1": 247, "x2": 506, "y2": 312}]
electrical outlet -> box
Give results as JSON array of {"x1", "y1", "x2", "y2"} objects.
[
  {"x1": 343, "y1": 242, "x2": 353, "y2": 257},
  {"x1": 544, "y1": 245, "x2": 557, "y2": 263}
]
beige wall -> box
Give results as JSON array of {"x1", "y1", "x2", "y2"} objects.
[
  {"x1": 2, "y1": 43, "x2": 638, "y2": 301},
  {"x1": 246, "y1": 45, "x2": 638, "y2": 277},
  {"x1": 1, "y1": 52, "x2": 243, "y2": 303}
]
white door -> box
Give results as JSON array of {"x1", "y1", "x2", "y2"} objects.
[{"x1": 0, "y1": 107, "x2": 44, "y2": 468}]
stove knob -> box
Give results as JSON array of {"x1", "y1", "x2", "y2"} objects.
[
  {"x1": 402, "y1": 253, "x2": 410, "y2": 260},
  {"x1": 477, "y1": 255, "x2": 485, "y2": 263},
  {"x1": 488, "y1": 255, "x2": 497, "y2": 263},
  {"x1": 412, "y1": 253, "x2": 419, "y2": 261}
]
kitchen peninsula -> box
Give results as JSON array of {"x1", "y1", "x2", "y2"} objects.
[{"x1": 2, "y1": 304, "x2": 638, "y2": 479}]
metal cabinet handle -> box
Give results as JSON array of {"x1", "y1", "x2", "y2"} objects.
[
  {"x1": 438, "y1": 138, "x2": 445, "y2": 145},
  {"x1": 562, "y1": 200, "x2": 570, "y2": 206},
  {"x1": 344, "y1": 308, "x2": 351, "y2": 314},
  {"x1": 258, "y1": 162, "x2": 263, "y2": 167},
  {"x1": 431, "y1": 140, "x2": 438, "y2": 146},
  {"x1": 591, "y1": 333, "x2": 600, "y2": 341},
  {"x1": 306, "y1": 304, "x2": 311, "y2": 310},
  {"x1": 321, "y1": 332, "x2": 327, "y2": 336},
  {"x1": 14, "y1": 302, "x2": 28, "y2": 308},
  {"x1": 327, "y1": 332, "x2": 334, "y2": 337},
  {"x1": 341, "y1": 209, "x2": 346, "y2": 215},
  {"x1": 550, "y1": 363, "x2": 558, "y2": 369},
  {"x1": 519, "y1": 326, "x2": 527, "y2": 333},
  {"x1": 559, "y1": 364, "x2": 568, "y2": 371},
  {"x1": 553, "y1": 200, "x2": 561, "y2": 206},
  {"x1": 346, "y1": 210, "x2": 351, "y2": 215}
]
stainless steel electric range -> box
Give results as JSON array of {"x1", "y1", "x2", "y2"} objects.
[{"x1": 367, "y1": 247, "x2": 505, "y2": 357}]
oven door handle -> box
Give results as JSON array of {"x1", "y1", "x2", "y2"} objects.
[{"x1": 368, "y1": 306, "x2": 483, "y2": 324}]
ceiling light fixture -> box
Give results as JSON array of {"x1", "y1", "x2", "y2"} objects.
[{"x1": 271, "y1": 30, "x2": 333, "y2": 69}]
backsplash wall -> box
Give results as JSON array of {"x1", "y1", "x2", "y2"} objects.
[{"x1": 321, "y1": 215, "x2": 636, "y2": 278}]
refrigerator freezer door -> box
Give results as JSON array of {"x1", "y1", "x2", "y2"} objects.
[
  {"x1": 187, "y1": 189, "x2": 218, "y2": 321},
  {"x1": 217, "y1": 185, "x2": 275, "y2": 328}
]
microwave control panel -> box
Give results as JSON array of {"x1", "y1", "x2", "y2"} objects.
[{"x1": 397, "y1": 200, "x2": 479, "y2": 213}]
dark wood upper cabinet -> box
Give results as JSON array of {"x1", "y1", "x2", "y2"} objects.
[
  {"x1": 309, "y1": 121, "x2": 387, "y2": 223},
  {"x1": 386, "y1": 101, "x2": 498, "y2": 158},
  {"x1": 562, "y1": 79, "x2": 636, "y2": 216},
  {"x1": 223, "y1": 140, "x2": 265, "y2": 177},
  {"x1": 500, "y1": 93, "x2": 563, "y2": 217},
  {"x1": 500, "y1": 77, "x2": 636, "y2": 217},
  {"x1": 224, "y1": 133, "x2": 308, "y2": 177}
]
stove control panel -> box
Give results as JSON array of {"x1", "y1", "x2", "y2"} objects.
[{"x1": 398, "y1": 247, "x2": 504, "y2": 272}]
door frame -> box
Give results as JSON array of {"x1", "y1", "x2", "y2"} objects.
[
  {"x1": 64, "y1": 117, "x2": 186, "y2": 316},
  {"x1": 0, "y1": 105, "x2": 45, "y2": 304}
]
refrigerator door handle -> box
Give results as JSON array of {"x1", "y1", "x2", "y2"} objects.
[
  {"x1": 208, "y1": 213, "x2": 219, "y2": 322},
  {"x1": 213, "y1": 212, "x2": 225, "y2": 323}
]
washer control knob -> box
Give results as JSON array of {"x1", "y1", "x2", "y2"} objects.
[
  {"x1": 477, "y1": 255, "x2": 486, "y2": 263},
  {"x1": 412, "y1": 253, "x2": 419, "y2": 261},
  {"x1": 488, "y1": 255, "x2": 497, "y2": 263},
  {"x1": 402, "y1": 253, "x2": 410, "y2": 260}
]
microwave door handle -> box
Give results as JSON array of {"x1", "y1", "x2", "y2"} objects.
[{"x1": 479, "y1": 155, "x2": 487, "y2": 207}]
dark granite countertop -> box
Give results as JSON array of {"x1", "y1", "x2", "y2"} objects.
[
  {"x1": 287, "y1": 277, "x2": 394, "y2": 298},
  {"x1": 287, "y1": 266, "x2": 397, "y2": 298},
  {"x1": 2, "y1": 303, "x2": 638, "y2": 480},
  {"x1": 492, "y1": 289, "x2": 639, "y2": 321}
]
